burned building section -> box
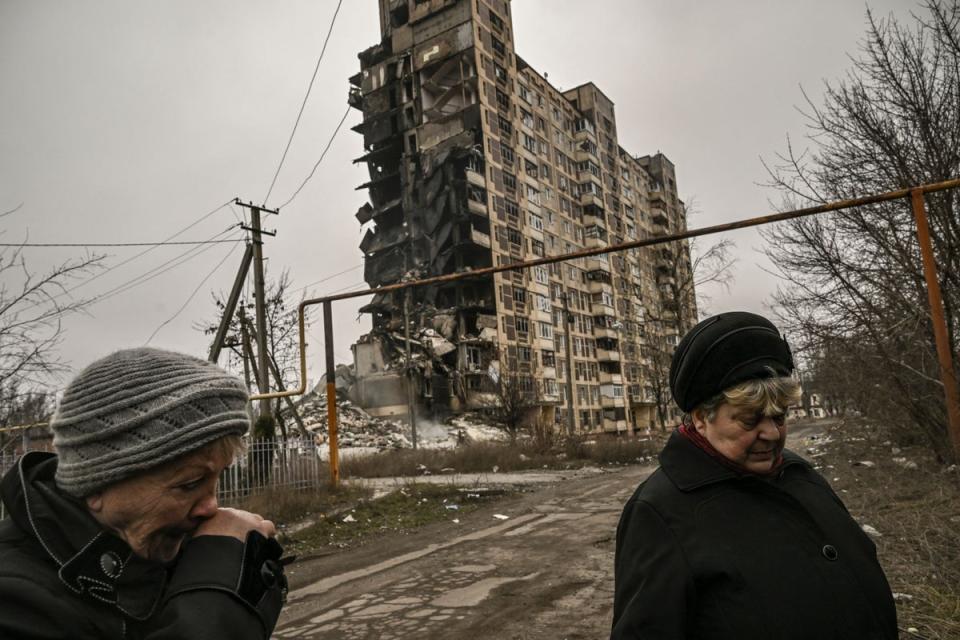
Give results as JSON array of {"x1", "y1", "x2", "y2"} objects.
[
  {"x1": 349, "y1": 0, "x2": 698, "y2": 432},
  {"x1": 350, "y1": 0, "x2": 500, "y2": 418}
]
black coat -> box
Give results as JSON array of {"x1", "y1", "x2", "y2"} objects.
[
  {"x1": 0, "y1": 452, "x2": 286, "y2": 639},
  {"x1": 611, "y1": 431, "x2": 897, "y2": 640}
]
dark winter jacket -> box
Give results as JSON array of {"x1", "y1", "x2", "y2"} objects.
[
  {"x1": 611, "y1": 430, "x2": 897, "y2": 640},
  {"x1": 0, "y1": 452, "x2": 287, "y2": 639}
]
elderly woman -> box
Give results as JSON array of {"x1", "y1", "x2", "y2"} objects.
[
  {"x1": 0, "y1": 348, "x2": 287, "y2": 639},
  {"x1": 611, "y1": 312, "x2": 897, "y2": 640}
]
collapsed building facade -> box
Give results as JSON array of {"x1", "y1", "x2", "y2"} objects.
[{"x1": 349, "y1": 0, "x2": 697, "y2": 434}]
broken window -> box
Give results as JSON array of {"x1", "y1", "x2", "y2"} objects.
[
  {"x1": 524, "y1": 158, "x2": 538, "y2": 177},
  {"x1": 541, "y1": 350, "x2": 556, "y2": 367},
  {"x1": 531, "y1": 239, "x2": 545, "y2": 257}
]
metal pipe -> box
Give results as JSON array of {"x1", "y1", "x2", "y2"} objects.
[
  {"x1": 248, "y1": 177, "x2": 960, "y2": 406},
  {"x1": 910, "y1": 189, "x2": 960, "y2": 459},
  {"x1": 298, "y1": 177, "x2": 960, "y2": 307},
  {"x1": 323, "y1": 301, "x2": 340, "y2": 487}
]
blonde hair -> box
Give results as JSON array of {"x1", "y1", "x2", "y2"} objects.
[
  {"x1": 698, "y1": 373, "x2": 802, "y2": 422},
  {"x1": 205, "y1": 433, "x2": 247, "y2": 463}
]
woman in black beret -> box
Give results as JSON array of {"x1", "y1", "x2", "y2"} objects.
[{"x1": 610, "y1": 311, "x2": 897, "y2": 640}]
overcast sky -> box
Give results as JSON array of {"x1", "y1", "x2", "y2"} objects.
[{"x1": 1, "y1": 0, "x2": 915, "y2": 390}]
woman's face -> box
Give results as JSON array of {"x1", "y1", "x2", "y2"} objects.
[
  {"x1": 693, "y1": 402, "x2": 787, "y2": 473},
  {"x1": 85, "y1": 443, "x2": 233, "y2": 563}
]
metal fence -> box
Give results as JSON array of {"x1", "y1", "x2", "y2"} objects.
[{"x1": 0, "y1": 437, "x2": 325, "y2": 519}]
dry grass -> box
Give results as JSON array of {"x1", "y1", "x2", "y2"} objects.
[
  {"x1": 339, "y1": 435, "x2": 660, "y2": 479},
  {"x1": 281, "y1": 483, "x2": 505, "y2": 556},
  {"x1": 813, "y1": 418, "x2": 960, "y2": 640},
  {"x1": 233, "y1": 482, "x2": 371, "y2": 527}
]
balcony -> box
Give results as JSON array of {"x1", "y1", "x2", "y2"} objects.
[
  {"x1": 602, "y1": 418, "x2": 628, "y2": 433},
  {"x1": 597, "y1": 349, "x2": 621, "y2": 362},
  {"x1": 651, "y1": 208, "x2": 669, "y2": 228},
  {"x1": 466, "y1": 168, "x2": 486, "y2": 188},
  {"x1": 470, "y1": 228, "x2": 491, "y2": 249},
  {"x1": 599, "y1": 372, "x2": 623, "y2": 385},
  {"x1": 601, "y1": 396, "x2": 626, "y2": 409}
]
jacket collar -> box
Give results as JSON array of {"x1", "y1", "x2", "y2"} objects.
[
  {"x1": 659, "y1": 429, "x2": 809, "y2": 492},
  {"x1": 1, "y1": 451, "x2": 167, "y2": 620}
]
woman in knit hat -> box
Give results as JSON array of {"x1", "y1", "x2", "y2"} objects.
[
  {"x1": 0, "y1": 348, "x2": 287, "y2": 639},
  {"x1": 610, "y1": 312, "x2": 897, "y2": 640}
]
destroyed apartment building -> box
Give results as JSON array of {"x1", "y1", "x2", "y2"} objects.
[{"x1": 347, "y1": 0, "x2": 697, "y2": 434}]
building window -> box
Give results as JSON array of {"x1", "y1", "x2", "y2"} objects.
[
  {"x1": 529, "y1": 213, "x2": 544, "y2": 231},
  {"x1": 534, "y1": 266, "x2": 549, "y2": 285},
  {"x1": 515, "y1": 316, "x2": 529, "y2": 334},
  {"x1": 541, "y1": 350, "x2": 556, "y2": 367},
  {"x1": 538, "y1": 321, "x2": 554, "y2": 339},
  {"x1": 518, "y1": 346, "x2": 532, "y2": 362}
]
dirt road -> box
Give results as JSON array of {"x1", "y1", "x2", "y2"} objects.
[
  {"x1": 274, "y1": 422, "x2": 831, "y2": 639},
  {"x1": 274, "y1": 463, "x2": 655, "y2": 639}
]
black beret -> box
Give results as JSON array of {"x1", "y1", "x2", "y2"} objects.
[{"x1": 669, "y1": 311, "x2": 794, "y2": 412}]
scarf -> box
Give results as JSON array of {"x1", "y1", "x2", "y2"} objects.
[{"x1": 678, "y1": 423, "x2": 784, "y2": 476}]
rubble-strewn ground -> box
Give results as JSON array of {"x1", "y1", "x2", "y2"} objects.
[{"x1": 801, "y1": 418, "x2": 960, "y2": 640}]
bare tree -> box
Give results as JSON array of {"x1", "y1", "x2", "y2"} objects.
[
  {"x1": 200, "y1": 269, "x2": 310, "y2": 438},
  {"x1": 761, "y1": 0, "x2": 960, "y2": 461},
  {"x1": 642, "y1": 202, "x2": 737, "y2": 429},
  {"x1": 0, "y1": 238, "x2": 102, "y2": 393},
  {"x1": 489, "y1": 360, "x2": 537, "y2": 441}
]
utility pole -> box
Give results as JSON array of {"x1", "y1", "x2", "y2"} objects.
[
  {"x1": 404, "y1": 287, "x2": 419, "y2": 449},
  {"x1": 561, "y1": 291, "x2": 577, "y2": 436},
  {"x1": 234, "y1": 199, "x2": 278, "y2": 420}
]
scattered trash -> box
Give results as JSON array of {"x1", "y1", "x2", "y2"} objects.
[
  {"x1": 906, "y1": 627, "x2": 919, "y2": 635},
  {"x1": 853, "y1": 461, "x2": 875, "y2": 468},
  {"x1": 440, "y1": 467, "x2": 457, "y2": 473},
  {"x1": 892, "y1": 592, "x2": 913, "y2": 602},
  {"x1": 493, "y1": 514, "x2": 509, "y2": 520},
  {"x1": 892, "y1": 457, "x2": 918, "y2": 470},
  {"x1": 451, "y1": 518, "x2": 460, "y2": 524},
  {"x1": 861, "y1": 524, "x2": 882, "y2": 538},
  {"x1": 891, "y1": 447, "x2": 902, "y2": 454},
  {"x1": 444, "y1": 504, "x2": 460, "y2": 511},
  {"x1": 519, "y1": 454, "x2": 528, "y2": 461},
  {"x1": 342, "y1": 515, "x2": 356, "y2": 523},
  {"x1": 492, "y1": 465, "x2": 500, "y2": 473}
]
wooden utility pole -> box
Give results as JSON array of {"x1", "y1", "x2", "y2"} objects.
[{"x1": 235, "y1": 199, "x2": 278, "y2": 420}]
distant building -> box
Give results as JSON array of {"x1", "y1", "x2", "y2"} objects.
[{"x1": 348, "y1": 0, "x2": 696, "y2": 434}]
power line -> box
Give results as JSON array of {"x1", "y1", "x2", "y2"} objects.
[
  {"x1": 276, "y1": 105, "x2": 351, "y2": 210},
  {"x1": 34, "y1": 228, "x2": 243, "y2": 323},
  {"x1": 2, "y1": 239, "x2": 243, "y2": 248},
  {"x1": 263, "y1": 0, "x2": 345, "y2": 205},
  {"x1": 285, "y1": 262, "x2": 363, "y2": 305},
  {"x1": 145, "y1": 241, "x2": 243, "y2": 345},
  {"x1": 25, "y1": 199, "x2": 234, "y2": 310}
]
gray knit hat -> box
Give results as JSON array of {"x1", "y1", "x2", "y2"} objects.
[{"x1": 51, "y1": 348, "x2": 250, "y2": 497}]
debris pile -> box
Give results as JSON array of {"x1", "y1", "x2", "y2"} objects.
[{"x1": 287, "y1": 384, "x2": 506, "y2": 453}]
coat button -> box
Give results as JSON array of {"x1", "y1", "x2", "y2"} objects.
[
  {"x1": 821, "y1": 544, "x2": 839, "y2": 561},
  {"x1": 100, "y1": 551, "x2": 123, "y2": 578}
]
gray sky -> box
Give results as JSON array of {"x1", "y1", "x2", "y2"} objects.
[{"x1": 1, "y1": 0, "x2": 915, "y2": 389}]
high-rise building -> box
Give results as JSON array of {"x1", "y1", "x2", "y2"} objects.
[{"x1": 348, "y1": 0, "x2": 697, "y2": 433}]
